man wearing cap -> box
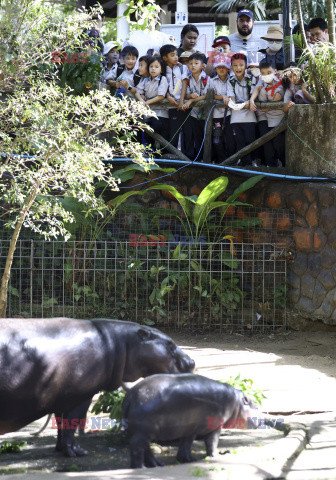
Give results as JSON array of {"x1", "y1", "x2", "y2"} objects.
[
  {"x1": 229, "y1": 9, "x2": 267, "y2": 55},
  {"x1": 259, "y1": 25, "x2": 285, "y2": 71}
]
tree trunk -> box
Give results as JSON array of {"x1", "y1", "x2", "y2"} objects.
[
  {"x1": 0, "y1": 182, "x2": 41, "y2": 318},
  {"x1": 327, "y1": 0, "x2": 336, "y2": 45}
]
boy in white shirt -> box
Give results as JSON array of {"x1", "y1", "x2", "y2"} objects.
[
  {"x1": 209, "y1": 58, "x2": 234, "y2": 162},
  {"x1": 105, "y1": 46, "x2": 139, "y2": 97},
  {"x1": 181, "y1": 52, "x2": 209, "y2": 161},
  {"x1": 160, "y1": 44, "x2": 194, "y2": 159},
  {"x1": 250, "y1": 59, "x2": 285, "y2": 166},
  {"x1": 226, "y1": 53, "x2": 256, "y2": 166}
]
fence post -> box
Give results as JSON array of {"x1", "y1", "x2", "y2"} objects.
[{"x1": 202, "y1": 89, "x2": 215, "y2": 162}]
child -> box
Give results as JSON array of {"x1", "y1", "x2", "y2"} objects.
[
  {"x1": 127, "y1": 55, "x2": 151, "y2": 95},
  {"x1": 250, "y1": 59, "x2": 285, "y2": 167},
  {"x1": 160, "y1": 44, "x2": 193, "y2": 159},
  {"x1": 209, "y1": 58, "x2": 234, "y2": 162},
  {"x1": 105, "y1": 46, "x2": 139, "y2": 97},
  {"x1": 135, "y1": 56, "x2": 169, "y2": 143},
  {"x1": 227, "y1": 53, "x2": 256, "y2": 166},
  {"x1": 101, "y1": 41, "x2": 120, "y2": 83},
  {"x1": 247, "y1": 52, "x2": 267, "y2": 166},
  {"x1": 282, "y1": 65, "x2": 314, "y2": 110},
  {"x1": 181, "y1": 52, "x2": 209, "y2": 161},
  {"x1": 178, "y1": 51, "x2": 192, "y2": 65},
  {"x1": 206, "y1": 36, "x2": 231, "y2": 77}
]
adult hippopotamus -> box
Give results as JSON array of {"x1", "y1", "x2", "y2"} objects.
[
  {"x1": 0, "y1": 318, "x2": 194, "y2": 457},
  {"x1": 122, "y1": 373, "x2": 260, "y2": 468}
]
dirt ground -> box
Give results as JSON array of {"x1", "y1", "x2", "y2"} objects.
[{"x1": 1, "y1": 329, "x2": 336, "y2": 475}]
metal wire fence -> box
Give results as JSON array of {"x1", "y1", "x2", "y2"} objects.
[{"x1": 1, "y1": 238, "x2": 288, "y2": 333}]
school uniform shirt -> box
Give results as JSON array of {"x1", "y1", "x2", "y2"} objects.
[
  {"x1": 283, "y1": 82, "x2": 302, "y2": 103},
  {"x1": 251, "y1": 74, "x2": 267, "y2": 122},
  {"x1": 136, "y1": 75, "x2": 169, "y2": 118},
  {"x1": 209, "y1": 75, "x2": 231, "y2": 119},
  {"x1": 166, "y1": 64, "x2": 189, "y2": 101},
  {"x1": 256, "y1": 76, "x2": 285, "y2": 127},
  {"x1": 226, "y1": 73, "x2": 256, "y2": 124},
  {"x1": 187, "y1": 71, "x2": 209, "y2": 119},
  {"x1": 105, "y1": 64, "x2": 137, "y2": 90},
  {"x1": 228, "y1": 32, "x2": 267, "y2": 55}
]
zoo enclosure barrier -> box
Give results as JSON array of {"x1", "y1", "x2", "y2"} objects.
[
  {"x1": 1, "y1": 237, "x2": 288, "y2": 334},
  {"x1": 145, "y1": 90, "x2": 287, "y2": 165}
]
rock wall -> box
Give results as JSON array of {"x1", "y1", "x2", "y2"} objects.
[{"x1": 116, "y1": 165, "x2": 336, "y2": 326}]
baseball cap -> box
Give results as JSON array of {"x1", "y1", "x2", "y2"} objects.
[
  {"x1": 237, "y1": 9, "x2": 254, "y2": 20},
  {"x1": 212, "y1": 36, "x2": 231, "y2": 48},
  {"x1": 214, "y1": 61, "x2": 231, "y2": 69},
  {"x1": 179, "y1": 51, "x2": 192, "y2": 60},
  {"x1": 103, "y1": 41, "x2": 119, "y2": 55}
]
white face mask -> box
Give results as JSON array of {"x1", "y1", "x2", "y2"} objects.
[
  {"x1": 250, "y1": 67, "x2": 260, "y2": 77},
  {"x1": 267, "y1": 41, "x2": 283, "y2": 52},
  {"x1": 261, "y1": 73, "x2": 275, "y2": 84}
]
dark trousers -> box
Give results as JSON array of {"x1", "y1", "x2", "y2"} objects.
[
  {"x1": 212, "y1": 116, "x2": 236, "y2": 163},
  {"x1": 262, "y1": 126, "x2": 286, "y2": 167},
  {"x1": 256, "y1": 120, "x2": 268, "y2": 164},
  {"x1": 169, "y1": 109, "x2": 194, "y2": 159},
  {"x1": 145, "y1": 116, "x2": 169, "y2": 153},
  {"x1": 191, "y1": 116, "x2": 205, "y2": 161},
  {"x1": 231, "y1": 122, "x2": 256, "y2": 166}
]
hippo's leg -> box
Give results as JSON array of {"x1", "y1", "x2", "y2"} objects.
[
  {"x1": 55, "y1": 399, "x2": 91, "y2": 457},
  {"x1": 204, "y1": 429, "x2": 221, "y2": 457},
  {"x1": 129, "y1": 432, "x2": 150, "y2": 468},
  {"x1": 144, "y1": 445, "x2": 165, "y2": 468},
  {"x1": 176, "y1": 436, "x2": 196, "y2": 463}
]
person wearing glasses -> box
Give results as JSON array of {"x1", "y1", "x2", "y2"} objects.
[{"x1": 229, "y1": 9, "x2": 267, "y2": 55}]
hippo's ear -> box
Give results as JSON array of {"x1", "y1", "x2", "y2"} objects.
[{"x1": 137, "y1": 328, "x2": 153, "y2": 341}]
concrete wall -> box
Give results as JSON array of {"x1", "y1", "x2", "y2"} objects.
[
  {"x1": 286, "y1": 104, "x2": 336, "y2": 177},
  {"x1": 119, "y1": 166, "x2": 336, "y2": 327}
]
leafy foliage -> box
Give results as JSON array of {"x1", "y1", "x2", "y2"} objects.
[
  {"x1": 224, "y1": 373, "x2": 266, "y2": 406},
  {"x1": 301, "y1": 42, "x2": 336, "y2": 103},
  {"x1": 59, "y1": 52, "x2": 103, "y2": 95},
  {"x1": 119, "y1": 0, "x2": 164, "y2": 31},
  {"x1": 0, "y1": 441, "x2": 26, "y2": 454}
]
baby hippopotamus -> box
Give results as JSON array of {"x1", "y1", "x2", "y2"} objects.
[{"x1": 122, "y1": 373, "x2": 260, "y2": 468}]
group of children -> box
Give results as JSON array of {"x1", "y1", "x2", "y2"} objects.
[{"x1": 101, "y1": 33, "x2": 312, "y2": 166}]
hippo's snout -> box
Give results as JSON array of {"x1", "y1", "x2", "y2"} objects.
[{"x1": 177, "y1": 352, "x2": 195, "y2": 373}]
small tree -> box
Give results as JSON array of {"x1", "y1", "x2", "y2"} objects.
[
  {"x1": 0, "y1": 84, "x2": 152, "y2": 317},
  {"x1": 0, "y1": 0, "x2": 154, "y2": 317}
]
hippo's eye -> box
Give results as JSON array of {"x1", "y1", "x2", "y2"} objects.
[{"x1": 243, "y1": 396, "x2": 250, "y2": 405}]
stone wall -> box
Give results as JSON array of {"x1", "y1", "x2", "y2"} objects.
[{"x1": 116, "y1": 165, "x2": 336, "y2": 327}]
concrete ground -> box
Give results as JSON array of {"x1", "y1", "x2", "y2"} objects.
[{"x1": 2, "y1": 331, "x2": 336, "y2": 479}]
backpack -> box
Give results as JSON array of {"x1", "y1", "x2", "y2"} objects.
[
  {"x1": 187, "y1": 74, "x2": 209, "y2": 89},
  {"x1": 229, "y1": 76, "x2": 253, "y2": 98}
]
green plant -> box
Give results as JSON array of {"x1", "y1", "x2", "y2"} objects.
[
  {"x1": 300, "y1": 42, "x2": 336, "y2": 103},
  {"x1": 109, "y1": 175, "x2": 264, "y2": 245},
  {"x1": 92, "y1": 387, "x2": 126, "y2": 431},
  {"x1": 0, "y1": 441, "x2": 26, "y2": 454},
  {"x1": 119, "y1": 0, "x2": 164, "y2": 31},
  {"x1": 224, "y1": 374, "x2": 266, "y2": 406},
  {"x1": 60, "y1": 51, "x2": 103, "y2": 95}
]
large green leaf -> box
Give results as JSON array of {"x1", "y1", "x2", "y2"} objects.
[
  {"x1": 107, "y1": 190, "x2": 147, "y2": 210},
  {"x1": 226, "y1": 175, "x2": 263, "y2": 204},
  {"x1": 193, "y1": 177, "x2": 229, "y2": 230},
  {"x1": 147, "y1": 184, "x2": 192, "y2": 219}
]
